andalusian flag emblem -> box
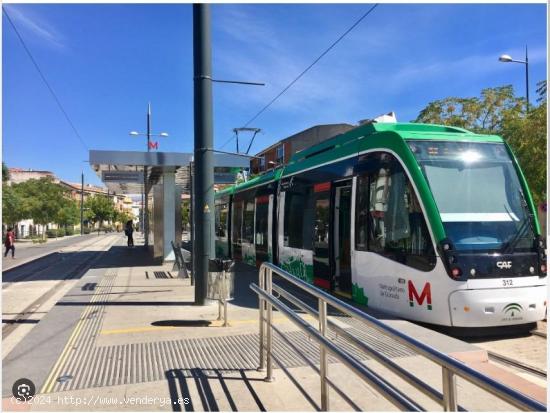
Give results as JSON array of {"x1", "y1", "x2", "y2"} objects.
[{"x1": 503, "y1": 303, "x2": 523, "y2": 317}]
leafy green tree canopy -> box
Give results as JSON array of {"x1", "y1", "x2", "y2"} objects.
[
  {"x1": 17, "y1": 177, "x2": 69, "y2": 226},
  {"x1": 84, "y1": 195, "x2": 116, "y2": 232},
  {"x1": 415, "y1": 85, "x2": 524, "y2": 133},
  {"x1": 2, "y1": 184, "x2": 25, "y2": 228},
  {"x1": 501, "y1": 102, "x2": 547, "y2": 205},
  {"x1": 57, "y1": 198, "x2": 80, "y2": 228},
  {"x1": 2, "y1": 162, "x2": 9, "y2": 183}
]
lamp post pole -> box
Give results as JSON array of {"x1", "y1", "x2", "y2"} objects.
[
  {"x1": 130, "y1": 103, "x2": 168, "y2": 246},
  {"x1": 144, "y1": 103, "x2": 150, "y2": 246},
  {"x1": 499, "y1": 46, "x2": 530, "y2": 112},
  {"x1": 524, "y1": 46, "x2": 529, "y2": 112}
]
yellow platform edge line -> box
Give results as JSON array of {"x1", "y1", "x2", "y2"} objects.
[
  {"x1": 99, "y1": 314, "x2": 316, "y2": 335},
  {"x1": 40, "y1": 275, "x2": 112, "y2": 394}
]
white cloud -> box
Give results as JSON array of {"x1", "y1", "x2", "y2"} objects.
[
  {"x1": 382, "y1": 45, "x2": 547, "y2": 91},
  {"x1": 6, "y1": 6, "x2": 66, "y2": 50}
]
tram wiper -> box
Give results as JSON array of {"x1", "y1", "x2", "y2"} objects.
[
  {"x1": 500, "y1": 192, "x2": 535, "y2": 254},
  {"x1": 501, "y1": 219, "x2": 529, "y2": 254}
]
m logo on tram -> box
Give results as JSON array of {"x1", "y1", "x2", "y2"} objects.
[{"x1": 408, "y1": 281, "x2": 432, "y2": 310}]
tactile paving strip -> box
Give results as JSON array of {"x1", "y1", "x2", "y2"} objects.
[
  {"x1": 51, "y1": 330, "x2": 415, "y2": 392},
  {"x1": 46, "y1": 270, "x2": 416, "y2": 393}
]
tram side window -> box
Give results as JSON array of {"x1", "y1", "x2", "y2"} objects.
[
  {"x1": 243, "y1": 199, "x2": 255, "y2": 244},
  {"x1": 283, "y1": 187, "x2": 314, "y2": 250},
  {"x1": 356, "y1": 154, "x2": 436, "y2": 271}
]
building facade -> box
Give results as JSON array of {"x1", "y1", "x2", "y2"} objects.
[{"x1": 250, "y1": 123, "x2": 355, "y2": 174}]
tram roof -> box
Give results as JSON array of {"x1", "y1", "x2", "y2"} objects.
[{"x1": 216, "y1": 122, "x2": 503, "y2": 196}]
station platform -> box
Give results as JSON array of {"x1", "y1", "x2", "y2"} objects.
[{"x1": 2, "y1": 235, "x2": 546, "y2": 411}]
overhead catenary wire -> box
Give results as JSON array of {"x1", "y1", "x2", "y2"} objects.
[
  {"x1": 219, "y1": 3, "x2": 379, "y2": 151},
  {"x1": 3, "y1": 7, "x2": 89, "y2": 152}
]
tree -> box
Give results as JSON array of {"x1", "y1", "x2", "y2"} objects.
[
  {"x1": 113, "y1": 209, "x2": 133, "y2": 229},
  {"x1": 415, "y1": 85, "x2": 524, "y2": 133},
  {"x1": 2, "y1": 162, "x2": 9, "y2": 183},
  {"x1": 15, "y1": 177, "x2": 69, "y2": 239},
  {"x1": 57, "y1": 198, "x2": 80, "y2": 230},
  {"x1": 501, "y1": 102, "x2": 547, "y2": 205},
  {"x1": 536, "y1": 80, "x2": 547, "y2": 103},
  {"x1": 2, "y1": 184, "x2": 26, "y2": 229},
  {"x1": 84, "y1": 195, "x2": 115, "y2": 234}
]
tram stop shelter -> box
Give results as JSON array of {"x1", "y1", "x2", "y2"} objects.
[{"x1": 89, "y1": 149, "x2": 249, "y2": 262}]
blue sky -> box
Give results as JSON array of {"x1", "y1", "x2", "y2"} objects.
[{"x1": 2, "y1": 3, "x2": 547, "y2": 187}]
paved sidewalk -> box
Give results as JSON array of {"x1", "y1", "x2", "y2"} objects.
[{"x1": 2, "y1": 238, "x2": 546, "y2": 411}]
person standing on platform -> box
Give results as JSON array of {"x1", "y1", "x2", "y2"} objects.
[
  {"x1": 4, "y1": 227, "x2": 15, "y2": 258},
  {"x1": 125, "y1": 220, "x2": 134, "y2": 247}
]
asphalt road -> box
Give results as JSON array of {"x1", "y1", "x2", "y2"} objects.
[{"x1": 1, "y1": 233, "x2": 114, "y2": 272}]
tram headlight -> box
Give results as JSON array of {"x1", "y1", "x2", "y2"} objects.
[{"x1": 541, "y1": 264, "x2": 547, "y2": 274}]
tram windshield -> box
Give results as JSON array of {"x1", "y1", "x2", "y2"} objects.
[{"x1": 409, "y1": 140, "x2": 535, "y2": 252}]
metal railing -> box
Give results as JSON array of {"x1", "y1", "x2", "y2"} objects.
[{"x1": 250, "y1": 262, "x2": 546, "y2": 412}]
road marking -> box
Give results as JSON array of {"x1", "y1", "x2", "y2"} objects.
[
  {"x1": 40, "y1": 304, "x2": 92, "y2": 393},
  {"x1": 40, "y1": 238, "x2": 121, "y2": 394},
  {"x1": 100, "y1": 326, "x2": 178, "y2": 335},
  {"x1": 99, "y1": 314, "x2": 316, "y2": 335}
]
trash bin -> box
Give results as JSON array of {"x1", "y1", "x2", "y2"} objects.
[{"x1": 207, "y1": 259, "x2": 235, "y2": 326}]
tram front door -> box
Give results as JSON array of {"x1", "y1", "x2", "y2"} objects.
[{"x1": 334, "y1": 183, "x2": 352, "y2": 295}]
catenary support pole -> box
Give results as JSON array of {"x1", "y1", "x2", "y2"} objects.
[
  {"x1": 80, "y1": 172, "x2": 84, "y2": 235},
  {"x1": 193, "y1": 3, "x2": 215, "y2": 305}
]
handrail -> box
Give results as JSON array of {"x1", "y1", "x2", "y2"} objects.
[
  {"x1": 251, "y1": 262, "x2": 546, "y2": 412},
  {"x1": 251, "y1": 284, "x2": 423, "y2": 411},
  {"x1": 271, "y1": 284, "x2": 466, "y2": 411}
]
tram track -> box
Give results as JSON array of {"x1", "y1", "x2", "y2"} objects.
[
  {"x1": 2, "y1": 235, "x2": 110, "y2": 289},
  {"x1": 530, "y1": 330, "x2": 546, "y2": 339},
  {"x1": 2, "y1": 235, "x2": 121, "y2": 340},
  {"x1": 487, "y1": 350, "x2": 547, "y2": 379}
]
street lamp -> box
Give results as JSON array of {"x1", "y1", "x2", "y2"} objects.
[
  {"x1": 498, "y1": 46, "x2": 529, "y2": 112},
  {"x1": 129, "y1": 102, "x2": 169, "y2": 246}
]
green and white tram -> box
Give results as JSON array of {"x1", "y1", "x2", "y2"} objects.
[{"x1": 214, "y1": 122, "x2": 547, "y2": 328}]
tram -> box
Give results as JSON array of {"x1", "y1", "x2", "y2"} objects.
[{"x1": 214, "y1": 122, "x2": 547, "y2": 328}]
